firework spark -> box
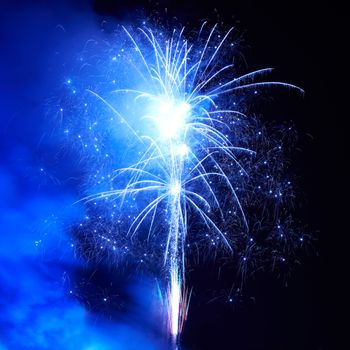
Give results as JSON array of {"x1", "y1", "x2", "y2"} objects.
[{"x1": 68, "y1": 23, "x2": 303, "y2": 345}]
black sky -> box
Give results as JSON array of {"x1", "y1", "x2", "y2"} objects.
[{"x1": 1, "y1": 0, "x2": 345, "y2": 349}]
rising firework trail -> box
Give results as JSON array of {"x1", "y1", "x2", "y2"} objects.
[{"x1": 76, "y1": 23, "x2": 303, "y2": 346}]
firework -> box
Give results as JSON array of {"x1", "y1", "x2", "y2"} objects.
[{"x1": 68, "y1": 23, "x2": 303, "y2": 345}]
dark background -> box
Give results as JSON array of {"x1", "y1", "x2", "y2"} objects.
[{"x1": 0, "y1": 0, "x2": 345, "y2": 349}]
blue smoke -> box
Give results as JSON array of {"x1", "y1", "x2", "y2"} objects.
[{"x1": 0, "y1": 1, "x2": 165, "y2": 349}]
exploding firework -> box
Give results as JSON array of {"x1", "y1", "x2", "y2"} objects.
[{"x1": 62, "y1": 22, "x2": 304, "y2": 346}]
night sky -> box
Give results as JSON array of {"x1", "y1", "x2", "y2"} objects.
[{"x1": 0, "y1": 1, "x2": 344, "y2": 349}]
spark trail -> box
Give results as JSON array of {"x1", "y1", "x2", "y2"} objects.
[{"x1": 75, "y1": 23, "x2": 303, "y2": 345}]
